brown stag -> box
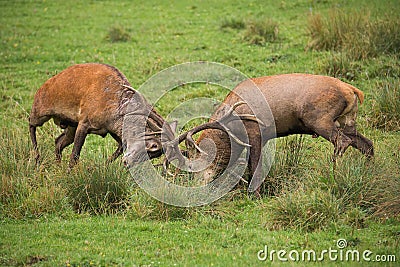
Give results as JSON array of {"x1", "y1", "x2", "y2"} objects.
[
  {"x1": 29, "y1": 63, "x2": 177, "y2": 168},
  {"x1": 176, "y1": 74, "x2": 374, "y2": 195}
]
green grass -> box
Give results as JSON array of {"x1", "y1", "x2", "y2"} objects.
[
  {"x1": 368, "y1": 78, "x2": 400, "y2": 131},
  {"x1": 1, "y1": 0, "x2": 399, "y2": 266},
  {"x1": 242, "y1": 18, "x2": 280, "y2": 45},
  {"x1": 1, "y1": 214, "x2": 400, "y2": 266},
  {"x1": 307, "y1": 8, "x2": 400, "y2": 60}
]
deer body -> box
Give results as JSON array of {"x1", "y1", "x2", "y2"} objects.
[
  {"x1": 196, "y1": 74, "x2": 374, "y2": 192},
  {"x1": 29, "y1": 63, "x2": 173, "y2": 167}
]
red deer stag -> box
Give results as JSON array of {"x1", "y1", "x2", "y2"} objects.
[
  {"x1": 178, "y1": 74, "x2": 374, "y2": 194},
  {"x1": 29, "y1": 63, "x2": 177, "y2": 168}
]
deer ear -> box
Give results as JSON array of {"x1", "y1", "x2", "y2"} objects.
[{"x1": 169, "y1": 120, "x2": 178, "y2": 133}]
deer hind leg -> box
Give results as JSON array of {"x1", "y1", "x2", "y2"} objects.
[
  {"x1": 108, "y1": 133, "x2": 123, "y2": 163},
  {"x1": 304, "y1": 116, "x2": 352, "y2": 161},
  {"x1": 343, "y1": 127, "x2": 374, "y2": 158},
  {"x1": 29, "y1": 114, "x2": 52, "y2": 165},
  {"x1": 69, "y1": 122, "x2": 89, "y2": 168},
  {"x1": 29, "y1": 125, "x2": 39, "y2": 164},
  {"x1": 55, "y1": 126, "x2": 77, "y2": 162},
  {"x1": 335, "y1": 109, "x2": 374, "y2": 158}
]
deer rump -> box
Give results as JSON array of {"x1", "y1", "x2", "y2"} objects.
[{"x1": 190, "y1": 74, "x2": 374, "y2": 193}]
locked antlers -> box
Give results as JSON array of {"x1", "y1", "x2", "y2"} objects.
[
  {"x1": 162, "y1": 101, "x2": 265, "y2": 171},
  {"x1": 178, "y1": 101, "x2": 264, "y2": 152}
]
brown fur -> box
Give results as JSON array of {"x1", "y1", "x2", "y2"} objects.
[
  {"x1": 196, "y1": 74, "x2": 374, "y2": 192},
  {"x1": 29, "y1": 63, "x2": 165, "y2": 167}
]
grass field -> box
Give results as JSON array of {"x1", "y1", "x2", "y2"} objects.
[{"x1": 1, "y1": 0, "x2": 399, "y2": 266}]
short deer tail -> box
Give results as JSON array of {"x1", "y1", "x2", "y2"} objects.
[{"x1": 349, "y1": 85, "x2": 364, "y2": 105}]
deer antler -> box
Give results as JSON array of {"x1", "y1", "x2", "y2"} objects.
[
  {"x1": 177, "y1": 101, "x2": 264, "y2": 152},
  {"x1": 124, "y1": 109, "x2": 176, "y2": 139},
  {"x1": 161, "y1": 101, "x2": 266, "y2": 175}
]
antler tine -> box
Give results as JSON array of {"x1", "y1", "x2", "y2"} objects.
[
  {"x1": 231, "y1": 100, "x2": 247, "y2": 110},
  {"x1": 218, "y1": 101, "x2": 246, "y2": 123},
  {"x1": 147, "y1": 113, "x2": 164, "y2": 132},
  {"x1": 219, "y1": 101, "x2": 265, "y2": 127},
  {"x1": 145, "y1": 131, "x2": 163, "y2": 136},
  {"x1": 122, "y1": 84, "x2": 136, "y2": 91},
  {"x1": 124, "y1": 110, "x2": 164, "y2": 133},
  {"x1": 224, "y1": 127, "x2": 252, "y2": 147},
  {"x1": 238, "y1": 114, "x2": 266, "y2": 127},
  {"x1": 162, "y1": 158, "x2": 175, "y2": 176},
  {"x1": 185, "y1": 131, "x2": 208, "y2": 155},
  {"x1": 225, "y1": 101, "x2": 247, "y2": 113}
]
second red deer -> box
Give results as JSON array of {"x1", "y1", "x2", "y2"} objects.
[{"x1": 191, "y1": 74, "x2": 374, "y2": 194}]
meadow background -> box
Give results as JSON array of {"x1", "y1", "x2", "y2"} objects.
[{"x1": 1, "y1": 0, "x2": 399, "y2": 266}]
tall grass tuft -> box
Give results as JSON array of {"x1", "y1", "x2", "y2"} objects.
[
  {"x1": 321, "y1": 52, "x2": 362, "y2": 80},
  {"x1": 62, "y1": 161, "x2": 131, "y2": 214},
  {"x1": 0, "y1": 126, "x2": 70, "y2": 219},
  {"x1": 308, "y1": 9, "x2": 400, "y2": 60},
  {"x1": 368, "y1": 79, "x2": 400, "y2": 131},
  {"x1": 0, "y1": 121, "x2": 133, "y2": 217},
  {"x1": 370, "y1": 18, "x2": 400, "y2": 56},
  {"x1": 220, "y1": 17, "x2": 246, "y2": 30},
  {"x1": 266, "y1": 187, "x2": 341, "y2": 231},
  {"x1": 307, "y1": 9, "x2": 369, "y2": 55},
  {"x1": 106, "y1": 25, "x2": 131, "y2": 43},
  {"x1": 243, "y1": 18, "x2": 279, "y2": 45},
  {"x1": 265, "y1": 149, "x2": 400, "y2": 231},
  {"x1": 220, "y1": 16, "x2": 279, "y2": 46},
  {"x1": 330, "y1": 153, "x2": 400, "y2": 219},
  {"x1": 326, "y1": 156, "x2": 381, "y2": 212},
  {"x1": 261, "y1": 135, "x2": 306, "y2": 196}
]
